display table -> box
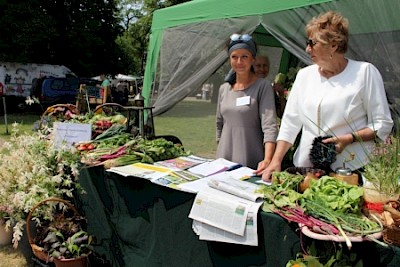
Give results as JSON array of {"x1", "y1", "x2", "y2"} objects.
[{"x1": 76, "y1": 166, "x2": 400, "y2": 267}]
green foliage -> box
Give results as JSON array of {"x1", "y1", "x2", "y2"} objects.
[
  {"x1": 363, "y1": 135, "x2": 400, "y2": 196},
  {"x1": 39, "y1": 213, "x2": 93, "y2": 259},
  {"x1": 287, "y1": 241, "x2": 363, "y2": 267},
  {"x1": 117, "y1": 0, "x2": 191, "y2": 75},
  {"x1": 0, "y1": 0, "x2": 190, "y2": 76},
  {"x1": 0, "y1": 0, "x2": 123, "y2": 76},
  {"x1": 0, "y1": 124, "x2": 83, "y2": 248},
  {"x1": 274, "y1": 67, "x2": 301, "y2": 92},
  {"x1": 301, "y1": 177, "x2": 364, "y2": 214},
  {"x1": 46, "y1": 230, "x2": 93, "y2": 259}
]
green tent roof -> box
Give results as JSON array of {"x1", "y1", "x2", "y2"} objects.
[
  {"x1": 151, "y1": 0, "x2": 333, "y2": 31},
  {"x1": 143, "y1": 0, "x2": 400, "y2": 119}
]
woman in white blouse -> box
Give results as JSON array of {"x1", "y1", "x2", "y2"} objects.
[{"x1": 262, "y1": 11, "x2": 393, "y2": 181}]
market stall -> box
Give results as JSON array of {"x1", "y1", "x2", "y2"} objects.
[
  {"x1": 3, "y1": 102, "x2": 400, "y2": 266},
  {"x1": 75, "y1": 167, "x2": 400, "y2": 267}
]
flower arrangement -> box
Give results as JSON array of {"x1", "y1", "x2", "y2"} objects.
[
  {"x1": 274, "y1": 66, "x2": 302, "y2": 99},
  {"x1": 0, "y1": 123, "x2": 83, "y2": 248}
]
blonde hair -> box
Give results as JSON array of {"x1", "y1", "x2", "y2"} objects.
[{"x1": 306, "y1": 11, "x2": 349, "y2": 53}]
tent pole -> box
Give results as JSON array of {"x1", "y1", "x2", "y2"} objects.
[
  {"x1": 279, "y1": 49, "x2": 291, "y2": 74},
  {"x1": 2, "y1": 96, "x2": 8, "y2": 134}
]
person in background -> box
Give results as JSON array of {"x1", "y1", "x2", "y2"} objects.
[
  {"x1": 262, "y1": 11, "x2": 393, "y2": 181},
  {"x1": 253, "y1": 55, "x2": 270, "y2": 78},
  {"x1": 113, "y1": 80, "x2": 129, "y2": 105},
  {"x1": 97, "y1": 73, "x2": 111, "y2": 102},
  {"x1": 253, "y1": 55, "x2": 286, "y2": 118},
  {"x1": 216, "y1": 33, "x2": 278, "y2": 171}
]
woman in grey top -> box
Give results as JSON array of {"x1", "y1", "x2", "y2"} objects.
[{"x1": 216, "y1": 34, "x2": 278, "y2": 170}]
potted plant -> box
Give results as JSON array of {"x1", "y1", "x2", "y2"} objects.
[
  {"x1": 28, "y1": 198, "x2": 93, "y2": 267},
  {"x1": 42, "y1": 226, "x2": 93, "y2": 267},
  {"x1": 0, "y1": 124, "x2": 83, "y2": 248}
]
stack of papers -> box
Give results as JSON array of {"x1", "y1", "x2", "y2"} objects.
[
  {"x1": 107, "y1": 162, "x2": 189, "y2": 188},
  {"x1": 187, "y1": 158, "x2": 241, "y2": 177},
  {"x1": 107, "y1": 156, "x2": 264, "y2": 245},
  {"x1": 107, "y1": 163, "x2": 171, "y2": 179},
  {"x1": 107, "y1": 157, "x2": 250, "y2": 191},
  {"x1": 177, "y1": 166, "x2": 255, "y2": 193},
  {"x1": 154, "y1": 155, "x2": 208, "y2": 171},
  {"x1": 188, "y1": 177, "x2": 263, "y2": 246}
]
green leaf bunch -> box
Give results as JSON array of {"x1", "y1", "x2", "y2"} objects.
[{"x1": 363, "y1": 135, "x2": 400, "y2": 196}]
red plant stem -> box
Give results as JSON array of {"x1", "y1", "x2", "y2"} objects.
[
  {"x1": 99, "y1": 146, "x2": 127, "y2": 161},
  {"x1": 274, "y1": 206, "x2": 339, "y2": 235}
]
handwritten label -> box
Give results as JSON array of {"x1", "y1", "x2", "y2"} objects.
[{"x1": 53, "y1": 122, "x2": 92, "y2": 147}]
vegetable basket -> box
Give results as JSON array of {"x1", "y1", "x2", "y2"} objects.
[
  {"x1": 383, "y1": 225, "x2": 400, "y2": 246},
  {"x1": 37, "y1": 104, "x2": 80, "y2": 133},
  {"x1": 26, "y1": 197, "x2": 80, "y2": 262},
  {"x1": 42, "y1": 104, "x2": 80, "y2": 118}
]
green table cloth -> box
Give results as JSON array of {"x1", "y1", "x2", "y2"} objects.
[{"x1": 76, "y1": 167, "x2": 400, "y2": 267}]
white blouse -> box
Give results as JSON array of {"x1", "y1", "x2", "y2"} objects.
[{"x1": 278, "y1": 59, "x2": 393, "y2": 171}]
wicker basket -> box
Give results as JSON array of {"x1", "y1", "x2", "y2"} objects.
[
  {"x1": 26, "y1": 197, "x2": 79, "y2": 262},
  {"x1": 42, "y1": 104, "x2": 79, "y2": 118},
  {"x1": 383, "y1": 225, "x2": 400, "y2": 246}
]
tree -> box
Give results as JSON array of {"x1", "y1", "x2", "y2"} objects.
[
  {"x1": 0, "y1": 0, "x2": 123, "y2": 76},
  {"x1": 0, "y1": 0, "x2": 189, "y2": 77},
  {"x1": 117, "y1": 0, "x2": 190, "y2": 75}
]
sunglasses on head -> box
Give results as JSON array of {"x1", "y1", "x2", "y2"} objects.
[
  {"x1": 306, "y1": 39, "x2": 318, "y2": 48},
  {"x1": 230, "y1": 34, "x2": 252, "y2": 43}
]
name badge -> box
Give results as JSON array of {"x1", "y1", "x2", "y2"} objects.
[{"x1": 236, "y1": 96, "x2": 250, "y2": 106}]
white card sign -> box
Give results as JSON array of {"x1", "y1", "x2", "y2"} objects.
[{"x1": 53, "y1": 122, "x2": 92, "y2": 147}]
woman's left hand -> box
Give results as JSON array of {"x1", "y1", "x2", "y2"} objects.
[{"x1": 322, "y1": 134, "x2": 353, "y2": 153}]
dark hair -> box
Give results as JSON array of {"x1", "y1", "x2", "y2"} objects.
[{"x1": 227, "y1": 34, "x2": 257, "y2": 57}]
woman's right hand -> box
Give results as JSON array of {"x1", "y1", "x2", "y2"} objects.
[{"x1": 261, "y1": 161, "x2": 281, "y2": 182}]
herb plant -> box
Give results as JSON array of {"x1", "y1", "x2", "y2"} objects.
[
  {"x1": 363, "y1": 135, "x2": 400, "y2": 196},
  {"x1": 39, "y1": 213, "x2": 93, "y2": 260}
]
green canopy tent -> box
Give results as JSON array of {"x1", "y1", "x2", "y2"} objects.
[{"x1": 142, "y1": 0, "x2": 400, "y2": 127}]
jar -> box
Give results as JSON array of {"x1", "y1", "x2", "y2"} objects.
[{"x1": 334, "y1": 167, "x2": 359, "y2": 185}]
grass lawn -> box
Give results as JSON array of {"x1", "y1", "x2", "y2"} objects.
[
  {"x1": 0, "y1": 112, "x2": 40, "y2": 138},
  {"x1": 153, "y1": 98, "x2": 217, "y2": 158}
]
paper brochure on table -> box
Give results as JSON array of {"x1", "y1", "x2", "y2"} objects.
[
  {"x1": 226, "y1": 166, "x2": 256, "y2": 180},
  {"x1": 107, "y1": 162, "x2": 172, "y2": 179},
  {"x1": 187, "y1": 158, "x2": 241, "y2": 177},
  {"x1": 177, "y1": 166, "x2": 256, "y2": 193},
  {"x1": 171, "y1": 170, "x2": 204, "y2": 181},
  {"x1": 208, "y1": 177, "x2": 263, "y2": 202},
  {"x1": 154, "y1": 155, "x2": 208, "y2": 171},
  {"x1": 189, "y1": 187, "x2": 252, "y2": 235},
  {"x1": 188, "y1": 177, "x2": 263, "y2": 245},
  {"x1": 192, "y1": 206, "x2": 260, "y2": 246},
  {"x1": 106, "y1": 162, "x2": 202, "y2": 190}
]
